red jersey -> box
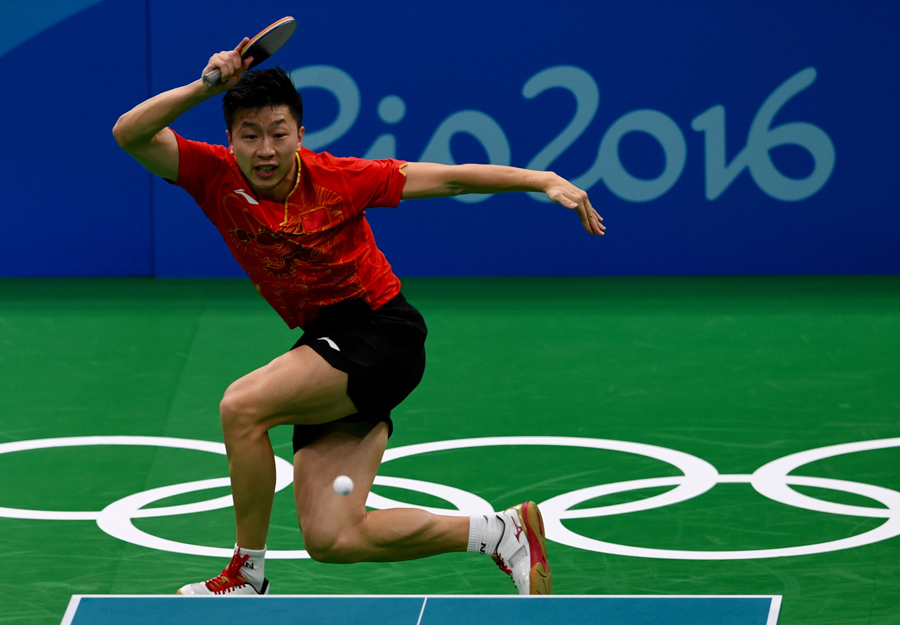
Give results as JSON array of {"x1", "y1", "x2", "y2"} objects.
[{"x1": 171, "y1": 131, "x2": 408, "y2": 329}]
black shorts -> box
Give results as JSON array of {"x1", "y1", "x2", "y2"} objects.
[{"x1": 290, "y1": 292, "x2": 427, "y2": 453}]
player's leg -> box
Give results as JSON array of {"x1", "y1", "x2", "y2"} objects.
[
  {"x1": 293, "y1": 419, "x2": 469, "y2": 563},
  {"x1": 294, "y1": 420, "x2": 551, "y2": 595},
  {"x1": 219, "y1": 345, "x2": 358, "y2": 550},
  {"x1": 178, "y1": 345, "x2": 360, "y2": 596}
]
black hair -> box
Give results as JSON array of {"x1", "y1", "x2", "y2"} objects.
[{"x1": 222, "y1": 67, "x2": 303, "y2": 131}]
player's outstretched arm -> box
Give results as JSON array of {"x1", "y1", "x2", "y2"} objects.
[
  {"x1": 112, "y1": 39, "x2": 252, "y2": 180},
  {"x1": 401, "y1": 162, "x2": 605, "y2": 235}
]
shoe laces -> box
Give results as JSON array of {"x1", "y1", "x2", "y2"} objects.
[
  {"x1": 204, "y1": 553, "x2": 252, "y2": 594},
  {"x1": 492, "y1": 513, "x2": 524, "y2": 577},
  {"x1": 492, "y1": 553, "x2": 513, "y2": 576}
]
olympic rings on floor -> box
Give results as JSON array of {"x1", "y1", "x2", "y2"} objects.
[{"x1": 0, "y1": 435, "x2": 897, "y2": 560}]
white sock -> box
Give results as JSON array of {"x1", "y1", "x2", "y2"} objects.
[
  {"x1": 467, "y1": 514, "x2": 505, "y2": 555},
  {"x1": 234, "y1": 544, "x2": 266, "y2": 589}
]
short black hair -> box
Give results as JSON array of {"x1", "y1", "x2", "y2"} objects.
[{"x1": 222, "y1": 67, "x2": 303, "y2": 131}]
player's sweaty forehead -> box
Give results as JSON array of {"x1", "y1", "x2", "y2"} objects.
[{"x1": 231, "y1": 105, "x2": 298, "y2": 133}]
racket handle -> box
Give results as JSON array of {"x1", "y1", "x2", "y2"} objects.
[{"x1": 201, "y1": 68, "x2": 222, "y2": 87}]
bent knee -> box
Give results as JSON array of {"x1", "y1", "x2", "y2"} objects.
[
  {"x1": 302, "y1": 527, "x2": 359, "y2": 564},
  {"x1": 219, "y1": 385, "x2": 266, "y2": 434}
]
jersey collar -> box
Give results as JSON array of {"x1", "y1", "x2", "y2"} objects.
[
  {"x1": 286, "y1": 151, "x2": 302, "y2": 202},
  {"x1": 280, "y1": 152, "x2": 303, "y2": 226}
]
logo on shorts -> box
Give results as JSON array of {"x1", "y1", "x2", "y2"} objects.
[{"x1": 317, "y1": 337, "x2": 340, "y2": 351}]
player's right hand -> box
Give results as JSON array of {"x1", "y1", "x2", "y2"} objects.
[
  {"x1": 544, "y1": 174, "x2": 605, "y2": 236},
  {"x1": 201, "y1": 38, "x2": 254, "y2": 92}
]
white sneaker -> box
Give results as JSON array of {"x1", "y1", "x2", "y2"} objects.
[
  {"x1": 177, "y1": 552, "x2": 269, "y2": 596},
  {"x1": 492, "y1": 501, "x2": 552, "y2": 595}
]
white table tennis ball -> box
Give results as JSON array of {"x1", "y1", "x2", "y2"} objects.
[{"x1": 333, "y1": 475, "x2": 354, "y2": 496}]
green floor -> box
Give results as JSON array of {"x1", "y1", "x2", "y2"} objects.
[{"x1": 1, "y1": 276, "x2": 898, "y2": 624}]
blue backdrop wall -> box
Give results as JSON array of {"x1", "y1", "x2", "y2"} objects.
[{"x1": 1, "y1": 0, "x2": 897, "y2": 277}]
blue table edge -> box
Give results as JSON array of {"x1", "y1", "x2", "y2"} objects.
[{"x1": 62, "y1": 594, "x2": 782, "y2": 625}]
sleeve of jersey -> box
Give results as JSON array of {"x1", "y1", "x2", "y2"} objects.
[
  {"x1": 338, "y1": 156, "x2": 409, "y2": 212},
  {"x1": 169, "y1": 130, "x2": 231, "y2": 208}
]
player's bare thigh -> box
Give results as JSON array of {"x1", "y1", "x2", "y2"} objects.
[
  {"x1": 220, "y1": 345, "x2": 359, "y2": 431},
  {"x1": 293, "y1": 420, "x2": 388, "y2": 559}
]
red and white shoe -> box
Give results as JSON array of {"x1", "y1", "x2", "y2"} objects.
[
  {"x1": 177, "y1": 552, "x2": 269, "y2": 596},
  {"x1": 492, "y1": 501, "x2": 552, "y2": 595}
]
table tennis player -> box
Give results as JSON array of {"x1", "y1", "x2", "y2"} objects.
[{"x1": 112, "y1": 37, "x2": 603, "y2": 597}]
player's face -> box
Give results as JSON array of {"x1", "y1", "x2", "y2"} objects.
[{"x1": 227, "y1": 105, "x2": 305, "y2": 202}]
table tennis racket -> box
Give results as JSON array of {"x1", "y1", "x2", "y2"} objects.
[{"x1": 202, "y1": 17, "x2": 297, "y2": 87}]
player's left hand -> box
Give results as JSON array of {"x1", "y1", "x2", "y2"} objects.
[
  {"x1": 201, "y1": 38, "x2": 254, "y2": 94},
  {"x1": 544, "y1": 176, "x2": 605, "y2": 236}
]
